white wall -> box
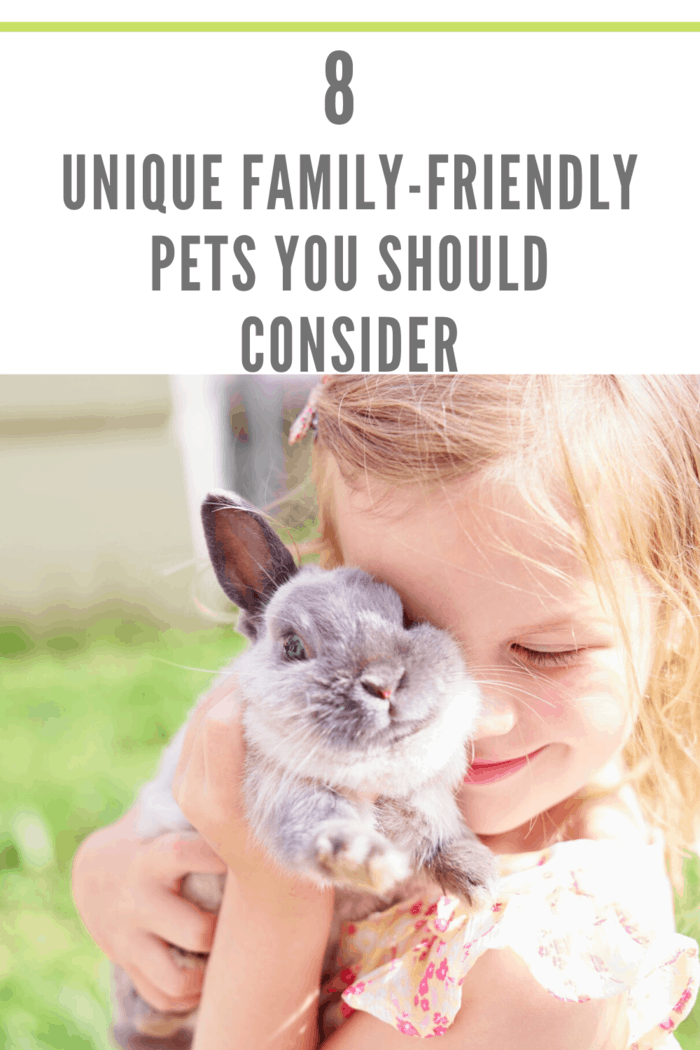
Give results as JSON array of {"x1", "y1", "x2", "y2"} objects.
[{"x1": 0, "y1": 376, "x2": 199, "y2": 627}]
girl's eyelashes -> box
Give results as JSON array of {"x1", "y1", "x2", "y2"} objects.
[{"x1": 509, "y1": 642, "x2": 585, "y2": 668}]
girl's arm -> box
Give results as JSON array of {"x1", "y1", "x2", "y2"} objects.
[
  {"x1": 171, "y1": 687, "x2": 334, "y2": 1050},
  {"x1": 193, "y1": 872, "x2": 628, "y2": 1050},
  {"x1": 192, "y1": 862, "x2": 333, "y2": 1050},
  {"x1": 195, "y1": 871, "x2": 628, "y2": 1050}
]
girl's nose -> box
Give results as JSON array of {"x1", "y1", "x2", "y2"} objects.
[{"x1": 472, "y1": 694, "x2": 517, "y2": 739}]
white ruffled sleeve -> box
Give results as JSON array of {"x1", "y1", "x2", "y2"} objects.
[{"x1": 323, "y1": 840, "x2": 699, "y2": 1045}]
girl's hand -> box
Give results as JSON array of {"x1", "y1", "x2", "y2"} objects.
[
  {"x1": 171, "y1": 684, "x2": 336, "y2": 1050},
  {"x1": 171, "y1": 682, "x2": 321, "y2": 899},
  {"x1": 72, "y1": 809, "x2": 226, "y2": 1013},
  {"x1": 170, "y1": 685, "x2": 253, "y2": 876}
]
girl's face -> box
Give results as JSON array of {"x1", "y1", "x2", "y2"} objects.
[{"x1": 331, "y1": 468, "x2": 656, "y2": 850}]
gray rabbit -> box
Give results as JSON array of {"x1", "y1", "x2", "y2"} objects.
[{"x1": 112, "y1": 491, "x2": 495, "y2": 1047}]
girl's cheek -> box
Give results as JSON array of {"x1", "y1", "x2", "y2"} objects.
[
  {"x1": 534, "y1": 666, "x2": 631, "y2": 738},
  {"x1": 533, "y1": 685, "x2": 568, "y2": 721},
  {"x1": 530, "y1": 668, "x2": 626, "y2": 728}
]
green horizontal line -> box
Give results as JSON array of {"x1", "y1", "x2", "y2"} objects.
[{"x1": 0, "y1": 21, "x2": 699, "y2": 32}]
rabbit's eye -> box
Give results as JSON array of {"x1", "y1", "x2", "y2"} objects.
[{"x1": 283, "y1": 634, "x2": 308, "y2": 661}]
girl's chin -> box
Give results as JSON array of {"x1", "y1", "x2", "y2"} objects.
[
  {"x1": 458, "y1": 747, "x2": 581, "y2": 842},
  {"x1": 457, "y1": 795, "x2": 551, "y2": 842},
  {"x1": 467, "y1": 801, "x2": 569, "y2": 849}
]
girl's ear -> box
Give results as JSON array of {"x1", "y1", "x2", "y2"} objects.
[{"x1": 201, "y1": 490, "x2": 297, "y2": 638}]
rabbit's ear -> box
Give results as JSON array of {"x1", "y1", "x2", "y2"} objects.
[{"x1": 201, "y1": 491, "x2": 297, "y2": 638}]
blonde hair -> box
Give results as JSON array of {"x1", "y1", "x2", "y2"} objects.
[{"x1": 311, "y1": 375, "x2": 700, "y2": 887}]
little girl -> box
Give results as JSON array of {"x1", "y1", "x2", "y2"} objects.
[{"x1": 73, "y1": 375, "x2": 700, "y2": 1050}]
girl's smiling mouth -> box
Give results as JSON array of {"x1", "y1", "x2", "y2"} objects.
[{"x1": 464, "y1": 746, "x2": 549, "y2": 784}]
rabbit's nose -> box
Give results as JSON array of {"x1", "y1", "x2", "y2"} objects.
[
  {"x1": 360, "y1": 666, "x2": 406, "y2": 703},
  {"x1": 361, "y1": 678, "x2": 392, "y2": 701}
]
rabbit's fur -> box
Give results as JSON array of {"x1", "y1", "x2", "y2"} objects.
[{"x1": 113, "y1": 491, "x2": 495, "y2": 1045}]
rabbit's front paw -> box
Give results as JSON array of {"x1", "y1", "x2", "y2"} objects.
[
  {"x1": 429, "y1": 837, "x2": 499, "y2": 909},
  {"x1": 313, "y1": 820, "x2": 411, "y2": 895}
]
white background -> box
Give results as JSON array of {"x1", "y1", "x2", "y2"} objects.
[
  {"x1": 0, "y1": 11, "x2": 698, "y2": 372},
  {"x1": 3, "y1": 2, "x2": 700, "y2": 21}
]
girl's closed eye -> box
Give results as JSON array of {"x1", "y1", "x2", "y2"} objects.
[{"x1": 509, "y1": 643, "x2": 589, "y2": 669}]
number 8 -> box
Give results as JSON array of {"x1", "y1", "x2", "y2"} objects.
[{"x1": 325, "y1": 51, "x2": 354, "y2": 125}]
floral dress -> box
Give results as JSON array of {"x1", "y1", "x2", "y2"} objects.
[{"x1": 321, "y1": 837, "x2": 699, "y2": 1046}]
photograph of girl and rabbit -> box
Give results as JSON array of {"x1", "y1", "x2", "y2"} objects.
[{"x1": 1, "y1": 374, "x2": 698, "y2": 1050}]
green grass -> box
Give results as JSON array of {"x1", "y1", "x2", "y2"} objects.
[
  {"x1": 0, "y1": 616, "x2": 243, "y2": 1050},
  {"x1": 0, "y1": 617, "x2": 698, "y2": 1049},
  {"x1": 678, "y1": 859, "x2": 700, "y2": 1050}
]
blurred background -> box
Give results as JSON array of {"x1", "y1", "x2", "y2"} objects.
[
  {"x1": 0, "y1": 374, "x2": 698, "y2": 1050},
  {"x1": 0, "y1": 375, "x2": 317, "y2": 630}
]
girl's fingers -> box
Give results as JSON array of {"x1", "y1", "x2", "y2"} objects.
[
  {"x1": 173, "y1": 698, "x2": 212, "y2": 782},
  {"x1": 172, "y1": 726, "x2": 208, "y2": 822},
  {"x1": 141, "y1": 831, "x2": 227, "y2": 880},
  {"x1": 174, "y1": 679, "x2": 240, "y2": 792},
  {"x1": 171, "y1": 695, "x2": 225, "y2": 814},
  {"x1": 173, "y1": 697, "x2": 247, "y2": 839},
  {"x1": 129, "y1": 931, "x2": 207, "y2": 1002},
  {"x1": 202, "y1": 699, "x2": 247, "y2": 817},
  {"x1": 143, "y1": 889, "x2": 219, "y2": 954},
  {"x1": 128, "y1": 961, "x2": 202, "y2": 1014},
  {"x1": 169, "y1": 682, "x2": 259, "y2": 871}
]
